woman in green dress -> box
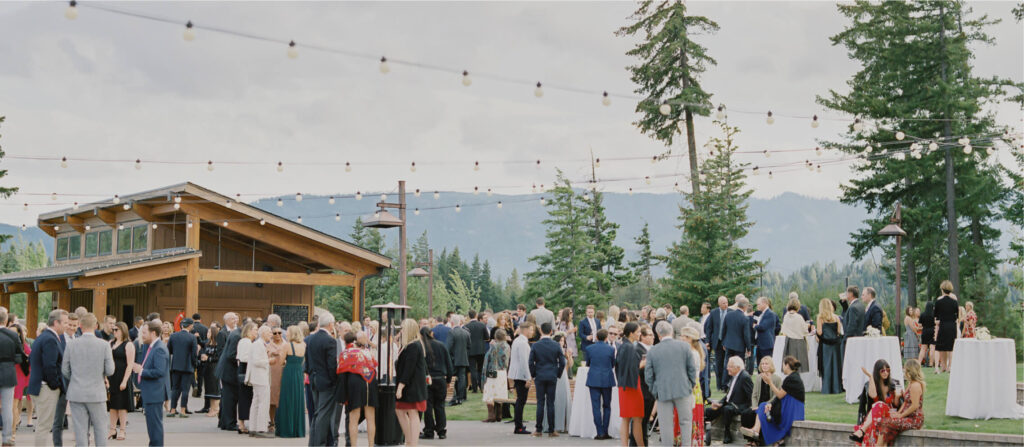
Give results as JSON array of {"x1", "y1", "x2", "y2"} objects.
[{"x1": 275, "y1": 326, "x2": 307, "y2": 438}]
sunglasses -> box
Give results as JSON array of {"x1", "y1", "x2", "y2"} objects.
[
  {"x1": 880, "y1": 368, "x2": 890, "y2": 372},
  {"x1": 273, "y1": 331, "x2": 283, "y2": 335},
  {"x1": 113, "y1": 328, "x2": 120, "y2": 332}
]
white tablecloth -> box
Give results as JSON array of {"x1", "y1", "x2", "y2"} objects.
[
  {"x1": 946, "y1": 338, "x2": 1024, "y2": 420},
  {"x1": 842, "y1": 336, "x2": 904, "y2": 403},
  {"x1": 567, "y1": 366, "x2": 621, "y2": 439},
  {"x1": 772, "y1": 335, "x2": 821, "y2": 392}
]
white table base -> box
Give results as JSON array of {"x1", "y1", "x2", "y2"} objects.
[
  {"x1": 568, "y1": 366, "x2": 621, "y2": 439},
  {"x1": 946, "y1": 338, "x2": 1024, "y2": 420},
  {"x1": 772, "y1": 335, "x2": 821, "y2": 393},
  {"x1": 842, "y1": 336, "x2": 904, "y2": 404}
]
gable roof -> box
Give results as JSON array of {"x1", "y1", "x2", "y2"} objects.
[{"x1": 0, "y1": 247, "x2": 200, "y2": 284}]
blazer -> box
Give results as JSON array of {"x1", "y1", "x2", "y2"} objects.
[
  {"x1": 445, "y1": 327, "x2": 470, "y2": 367},
  {"x1": 0, "y1": 327, "x2": 28, "y2": 388},
  {"x1": 431, "y1": 324, "x2": 451, "y2": 345},
  {"x1": 718, "y1": 370, "x2": 754, "y2": 410},
  {"x1": 843, "y1": 300, "x2": 866, "y2": 338},
  {"x1": 191, "y1": 322, "x2": 209, "y2": 347},
  {"x1": 61, "y1": 333, "x2": 115, "y2": 403},
  {"x1": 644, "y1": 338, "x2": 697, "y2": 402},
  {"x1": 507, "y1": 335, "x2": 532, "y2": 382},
  {"x1": 426, "y1": 339, "x2": 452, "y2": 381},
  {"x1": 139, "y1": 339, "x2": 170, "y2": 404},
  {"x1": 395, "y1": 342, "x2": 428, "y2": 403},
  {"x1": 864, "y1": 301, "x2": 884, "y2": 332},
  {"x1": 722, "y1": 309, "x2": 752, "y2": 353},
  {"x1": 214, "y1": 328, "x2": 241, "y2": 385},
  {"x1": 798, "y1": 305, "x2": 812, "y2": 323},
  {"x1": 27, "y1": 328, "x2": 64, "y2": 396},
  {"x1": 128, "y1": 326, "x2": 139, "y2": 341},
  {"x1": 245, "y1": 340, "x2": 270, "y2": 387},
  {"x1": 168, "y1": 330, "x2": 198, "y2": 373},
  {"x1": 705, "y1": 307, "x2": 729, "y2": 351},
  {"x1": 529, "y1": 307, "x2": 555, "y2": 331},
  {"x1": 528, "y1": 337, "x2": 565, "y2": 382},
  {"x1": 304, "y1": 330, "x2": 338, "y2": 392},
  {"x1": 578, "y1": 318, "x2": 601, "y2": 352},
  {"x1": 465, "y1": 320, "x2": 490, "y2": 356},
  {"x1": 584, "y1": 342, "x2": 616, "y2": 388},
  {"x1": 755, "y1": 309, "x2": 778, "y2": 351},
  {"x1": 614, "y1": 341, "x2": 642, "y2": 390},
  {"x1": 750, "y1": 373, "x2": 783, "y2": 408}
]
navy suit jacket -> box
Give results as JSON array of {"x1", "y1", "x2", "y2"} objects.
[
  {"x1": 864, "y1": 301, "x2": 884, "y2": 332},
  {"x1": 431, "y1": 324, "x2": 451, "y2": 345},
  {"x1": 705, "y1": 307, "x2": 729, "y2": 351},
  {"x1": 214, "y1": 328, "x2": 241, "y2": 385},
  {"x1": 128, "y1": 326, "x2": 139, "y2": 341},
  {"x1": 26, "y1": 328, "x2": 64, "y2": 396},
  {"x1": 755, "y1": 309, "x2": 779, "y2": 351},
  {"x1": 528, "y1": 337, "x2": 565, "y2": 382},
  {"x1": 584, "y1": 342, "x2": 616, "y2": 388},
  {"x1": 139, "y1": 339, "x2": 170, "y2": 404},
  {"x1": 168, "y1": 330, "x2": 198, "y2": 373},
  {"x1": 578, "y1": 318, "x2": 601, "y2": 352},
  {"x1": 304, "y1": 330, "x2": 338, "y2": 392},
  {"x1": 722, "y1": 309, "x2": 752, "y2": 353}
]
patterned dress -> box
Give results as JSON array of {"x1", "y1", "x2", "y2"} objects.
[
  {"x1": 854, "y1": 392, "x2": 897, "y2": 447},
  {"x1": 963, "y1": 311, "x2": 977, "y2": 338},
  {"x1": 876, "y1": 385, "x2": 924, "y2": 445}
]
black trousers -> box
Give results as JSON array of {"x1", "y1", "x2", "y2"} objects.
[
  {"x1": 452, "y1": 366, "x2": 469, "y2": 401},
  {"x1": 534, "y1": 379, "x2": 556, "y2": 434},
  {"x1": 238, "y1": 384, "x2": 253, "y2": 421},
  {"x1": 170, "y1": 371, "x2": 193, "y2": 410},
  {"x1": 219, "y1": 380, "x2": 239, "y2": 429},
  {"x1": 423, "y1": 378, "x2": 448, "y2": 436},
  {"x1": 468, "y1": 355, "x2": 484, "y2": 392},
  {"x1": 705, "y1": 404, "x2": 743, "y2": 439},
  {"x1": 714, "y1": 345, "x2": 727, "y2": 390},
  {"x1": 194, "y1": 363, "x2": 205, "y2": 398},
  {"x1": 513, "y1": 379, "x2": 528, "y2": 431}
]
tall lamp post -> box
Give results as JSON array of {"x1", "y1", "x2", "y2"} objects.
[
  {"x1": 362, "y1": 180, "x2": 408, "y2": 310},
  {"x1": 408, "y1": 248, "x2": 434, "y2": 318},
  {"x1": 878, "y1": 202, "x2": 907, "y2": 341}
]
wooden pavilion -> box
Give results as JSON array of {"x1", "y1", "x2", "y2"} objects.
[{"x1": 0, "y1": 182, "x2": 391, "y2": 335}]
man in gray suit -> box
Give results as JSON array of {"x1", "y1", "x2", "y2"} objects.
[
  {"x1": 528, "y1": 298, "x2": 555, "y2": 332},
  {"x1": 445, "y1": 315, "x2": 470, "y2": 405},
  {"x1": 61, "y1": 313, "x2": 115, "y2": 447},
  {"x1": 842, "y1": 285, "x2": 866, "y2": 362},
  {"x1": 645, "y1": 321, "x2": 698, "y2": 446}
]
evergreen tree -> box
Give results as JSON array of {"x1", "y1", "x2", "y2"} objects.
[
  {"x1": 629, "y1": 222, "x2": 659, "y2": 305},
  {"x1": 411, "y1": 230, "x2": 430, "y2": 264},
  {"x1": 0, "y1": 117, "x2": 18, "y2": 245},
  {"x1": 506, "y1": 268, "x2": 523, "y2": 304},
  {"x1": 660, "y1": 121, "x2": 762, "y2": 309},
  {"x1": 617, "y1": 2, "x2": 719, "y2": 195},
  {"x1": 580, "y1": 188, "x2": 630, "y2": 295}
]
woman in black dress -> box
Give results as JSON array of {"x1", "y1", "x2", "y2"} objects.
[
  {"x1": 203, "y1": 323, "x2": 222, "y2": 418},
  {"x1": 918, "y1": 300, "x2": 935, "y2": 368},
  {"x1": 107, "y1": 322, "x2": 135, "y2": 441},
  {"x1": 933, "y1": 280, "x2": 959, "y2": 373},
  {"x1": 394, "y1": 319, "x2": 428, "y2": 447}
]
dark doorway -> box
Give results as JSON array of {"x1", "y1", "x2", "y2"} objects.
[{"x1": 122, "y1": 305, "x2": 134, "y2": 325}]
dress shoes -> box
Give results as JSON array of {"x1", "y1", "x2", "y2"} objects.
[
  {"x1": 513, "y1": 428, "x2": 531, "y2": 435},
  {"x1": 548, "y1": 432, "x2": 559, "y2": 438},
  {"x1": 438, "y1": 433, "x2": 447, "y2": 440},
  {"x1": 419, "y1": 433, "x2": 434, "y2": 440}
]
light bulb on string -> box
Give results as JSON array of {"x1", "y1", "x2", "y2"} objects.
[
  {"x1": 474, "y1": 161, "x2": 480, "y2": 171},
  {"x1": 534, "y1": 82, "x2": 543, "y2": 98},
  {"x1": 174, "y1": 195, "x2": 182, "y2": 203},
  {"x1": 659, "y1": 102, "x2": 671, "y2": 115},
  {"x1": 895, "y1": 131, "x2": 905, "y2": 141},
  {"x1": 628, "y1": 188, "x2": 633, "y2": 196},
  {"x1": 473, "y1": 186, "x2": 479, "y2": 195},
  {"x1": 963, "y1": 144, "x2": 972, "y2": 154},
  {"x1": 72, "y1": 202, "x2": 79, "y2": 210},
  {"x1": 20, "y1": 224, "x2": 25, "y2": 231},
  {"x1": 54, "y1": 226, "x2": 60, "y2": 232},
  {"x1": 454, "y1": 205, "x2": 461, "y2": 213},
  {"x1": 207, "y1": 161, "x2": 214, "y2": 171},
  {"x1": 122, "y1": 203, "x2": 130, "y2": 211},
  {"x1": 853, "y1": 118, "x2": 864, "y2": 132},
  {"x1": 763, "y1": 150, "x2": 771, "y2": 158},
  {"x1": 602, "y1": 92, "x2": 611, "y2": 106},
  {"x1": 186, "y1": 221, "x2": 193, "y2": 229},
  {"x1": 752, "y1": 166, "x2": 759, "y2": 176},
  {"x1": 768, "y1": 171, "x2": 774, "y2": 180},
  {"x1": 531, "y1": 184, "x2": 537, "y2": 193},
  {"x1": 173, "y1": 203, "x2": 180, "y2": 210},
  {"x1": 651, "y1": 155, "x2": 659, "y2": 164},
  {"x1": 486, "y1": 188, "x2": 492, "y2": 196},
  {"x1": 225, "y1": 200, "x2": 233, "y2": 209},
  {"x1": 118, "y1": 224, "x2": 124, "y2": 231},
  {"x1": 414, "y1": 189, "x2": 421, "y2": 197},
  {"x1": 22, "y1": 203, "x2": 27, "y2": 211},
  {"x1": 379, "y1": 56, "x2": 390, "y2": 73},
  {"x1": 413, "y1": 208, "x2": 420, "y2": 216},
  {"x1": 816, "y1": 164, "x2": 822, "y2": 173},
  {"x1": 277, "y1": 162, "x2": 284, "y2": 173},
  {"x1": 805, "y1": 160, "x2": 813, "y2": 171},
  {"x1": 51, "y1": 192, "x2": 57, "y2": 201},
  {"x1": 929, "y1": 141, "x2": 938, "y2": 151},
  {"x1": 380, "y1": 194, "x2": 387, "y2": 201},
  {"x1": 287, "y1": 41, "x2": 298, "y2": 59},
  {"x1": 811, "y1": 115, "x2": 820, "y2": 128},
  {"x1": 335, "y1": 214, "x2": 341, "y2": 222},
  {"x1": 276, "y1": 198, "x2": 283, "y2": 207},
  {"x1": 151, "y1": 223, "x2": 157, "y2": 230},
  {"x1": 135, "y1": 159, "x2": 142, "y2": 170},
  {"x1": 183, "y1": 21, "x2": 195, "y2": 41},
  {"x1": 222, "y1": 221, "x2": 229, "y2": 227},
  {"x1": 328, "y1": 196, "x2": 336, "y2": 205},
  {"x1": 345, "y1": 162, "x2": 352, "y2": 173},
  {"x1": 865, "y1": 145, "x2": 873, "y2": 154},
  {"x1": 461, "y1": 70, "x2": 472, "y2": 86},
  {"x1": 536, "y1": 160, "x2": 541, "y2": 169},
  {"x1": 113, "y1": 195, "x2": 121, "y2": 205},
  {"x1": 815, "y1": 147, "x2": 822, "y2": 156},
  {"x1": 65, "y1": 0, "x2": 77, "y2": 20},
  {"x1": 410, "y1": 162, "x2": 416, "y2": 173},
  {"x1": 986, "y1": 147, "x2": 995, "y2": 156},
  {"x1": 61, "y1": 157, "x2": 68, "y2": 168},
  {"x1": 766, "y1": 111, "x2": 775, "y2": 125},
  {"x1": 497, "y1": 201, "x2": 503, "y2": 209},
  {"x1": 433, "y1": 191, "x2": 440, "y2": 200},
  {"x1": 355, "y1": 191, "x2": 362, "y2": 200},
  {"x1": 595, "y1": 158, "x2": 601, "y2": 168},
  {"x1": 259, "y1": 219, "x2": 266, "y2": 226},
  {"x1": 716, "y1": 105, "x2": 726, "y2": 120},
  {"x1": 539, "y1": 197, "x2": 545, "y2": 205},
  {"x1": 297, "y1": 216, "x2": 302, "y2": 224},
  {"x1": 645, "y1": 176, "x2": 652, "y2": 185}
]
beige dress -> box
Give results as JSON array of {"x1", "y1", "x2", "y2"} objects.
[{"x1": 269, "y1": 340, "x2": 286, "y2": 407}]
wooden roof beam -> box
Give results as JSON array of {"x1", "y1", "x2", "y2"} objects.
[
  {"x1": 93, "y1": 208, "x2": 117, "y2": 227},
  {"x1": 63, "y1": 215, "x2": 86, "y2": 234},
  {"x1": 131, "y1": 203, "x2": 156, "y2": 222},
  {"x1": 73, "y1": 259, "x2": 189, "y2": 290},
  {"x1": 198, "y1": 269, "x2": 355, "y2": 287}
]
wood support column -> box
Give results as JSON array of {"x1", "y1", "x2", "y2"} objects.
[
  {"x1": 53, "y1": 289, "x2": 67, "y2": 311},
  {"x1": 184, "y1": 214, "x2": 200, "y2": 318},
  {"x1": 351, "y1": 274, "x2": 362, "y2": 322},
  {"x1": 25, "y1": 292, "x2": 38, "y2": 338},
  {"x1": 0, "y1": 293, "x2": 9, "y2": 312},
  {"x1": 92, "y1": 288, "x2": 107, "y2": 317}
]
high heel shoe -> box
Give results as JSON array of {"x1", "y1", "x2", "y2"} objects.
[
  {"x1": 849, "y1": 430, "x2": 864, "y2": 443},
  {"x1": 108, "y1": 428, "x2": 116, "y2": 440},
  {"x1": 116, "y1": 428, "x2": 126, "y2": 441}
]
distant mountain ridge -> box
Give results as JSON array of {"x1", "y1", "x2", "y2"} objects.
[{"x1": 5, "y1": 192, "x2": 1014, "y2": 279}]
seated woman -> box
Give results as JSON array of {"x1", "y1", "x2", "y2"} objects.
[
  {"x1": 852, "y1": 359, "x2": 899, "y2": 441},
  {"x1": 850, "y1": 360, "x2": 925, "y2": 446},
  {"x1": 741, "y1": 355, "x2": 783, "y2": 441},
  {"x1": 740, "y1": 356, "x2": 805, "y2": 446}
]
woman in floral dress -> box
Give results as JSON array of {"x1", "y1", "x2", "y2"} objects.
[
  {"x1": 853, "y1": 360, "x2": 926, "y2": 446},
  {"x1": 962, "y1": 302, "x2": 977, "y2": 338}
]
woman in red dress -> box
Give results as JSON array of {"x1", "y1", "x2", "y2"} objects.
[
  {"x1": 855, "y1": 360, "x2": 925, "y2": 446},
  {"x1": 614, "y1": 322, "x2": 645, "y2": 446},
  {"x1": 962, "y1": 302, "x2": 977, "y2": 338}
]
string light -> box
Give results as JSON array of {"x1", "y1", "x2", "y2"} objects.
[
  {"x1": 295, "y1": 192, "x2": 303, "y2": 202},
  {"x1": 433, "y1": 191, "x2": 440, "y2": 200},
  {"x1": 414, "y1": 189, "x2": 421, "y2": 197},
  {"x1": 815, "y1": 147, "x2": 822, "y2": 156},
  {"x1": 536, "y1": 160, "x2": 541, "y2": 169},
  {"x1": 335, "y1": 213, "x2": 341, "y2": 221},
  {"x1": 461, "y1": 70, "x2": 472, "y2": 87},
  {"x1": 277, "y1": 162, "x2": 284, "y2": 173},
  {"x1": 486, "y1": 188, "x2": 492, "y2": 196},
  {"x1": 645, "y1": 176, "x2": 652, "y2": 185},
  {"x1": 122, "y1": 203, "x2": 130, "y2": 211},
  {"x1": 534, "y1": 82, "x2": 543, "y2": 98},
  {"x1": 595, "y1": 158, "x2": 601, "y2": 168},
  {"x1": 225, "y1": 199, "x2": 233, "y2": 208},
  {"x1": 134, "y1": 159, "x2": 142, "y2": 170},
  {"x1": 651, "y1": 156, "x2": 658, "y2": 164},
  {"x1": 895, "y1": 131, "x2": 905, "y2": 141},
  {"x1": 532, "y1": 184, "x2": 537, "y2": 193},
  {"x1": 497, "y1": 201, "x2": 503, "y2": 209},
  {"x1": 151, "y1": 223, "x2": 157, "y2": 230},
  {"x1": 61, "y1": 157, "x2": 68, "y2": 168},
  {"x1": 763, "y1": 150, "x2": 771, "y2": 158},
  {"x1": 811, "y1": 115, "x2": 820, "y2": 128},
  {"x1": 173, "y1": 203, "x2": 180, "y2": 210},
  {"x1": 259, "y1": 218, "x2": 266, "y2": 226},
  {"x1": 287, "y1": 41, "x2": 298, "y2": 59},
  {"x1": 380, "y1": 193, "x2": 387, "y2": 201},
  {"x1": 379, "y1": 56, "x2": 390, "y2": 74},
  {"x1": 222, "y1": 221, "x2": 229, "y2": 227},
  {"x1": 410, "y1": 162, "x2": 416, "y2": 172},
  {"x1": 602, "y1": 92, "x2": 611, "y2": 106},
  {"x1": 716, "y1": 105, "x2": 726, "y2": 120},
  {"x1": 54, "y1": 226, "x2": 60, "y2": 232},
  {"x1": 65, "y1": 0, "x2": 77, "y2": 20},
  {"x1": 474, "y1": 161, "x2": 480, "y2": 171},
  {"x1": 769, "y1": 171, "x2": 774, "y2": 180},
  {"x1": 328, "y1": 196, "x2": 335, "y2": 204},
  {"x1": 628, "y1": 188, "x2": 633, "y2": 196},
  {"x1": 50, "y1": 193, "x2": 57, "y2": 201},
  {"x1": 455, "y1": 204, "x2": 462, "y2": 212},
  {"x1": 986, "y1": 147, "x2": 995, "y2": 156},
  {"x1": 355, "y1": 191, "x2": 362, "y2": 200},
  {"x1": 113, "y1": 195, "x2": 121, "y2": 205},
  {"x1": 659, "y1": 102, "x2": 671, "y2": 115},
  {"x1": 345, "y1": 162, "x2": 352, "y2": 172},
  {"x1": 929, "y1": 141, "x2": 938, "y2": 151},
  {"x1": 766, "y1": 111, "x2": 775, "y2": 125},
  {"x1": 963, "y1": 144, "x2": 972, "y2": 154},
  {"x1": 865, "y1": 145, "x2": 873, "y2": 154},
  {"x1": 20, "y1": 224, "x2": 26, "y2": 231},
  {"x1": 816, "y1": 164, "x2": 822, "y2": 173},
  {"x1": 276, "y1": 198, "x2": 284, "y2": 207},
  {"x1": 853, "y1": 118, "x2": 864, "y2": 132},
  {"x1": 414, "y1": 208, "x2": 420, "y2": 215},
  {"x1": 473, "y1": 186, "x2": 479, "y2": 195},
  {"x1": 297, "y1": 216, "x2": 302, "y2": 223},
  {"x1": 22, "y1": 203, "x2": 27, "y2": 211},
  {"x1": 72, "y1": 202, "x2": 79, "y2": 210},
  {"x1": 752, "y1": 166, "x2": 759, "y2": 175},
  {"x1": 183, "y1": 21, "x2": 195, "y2": 41},
  {"x1": 539, "y1": 197, "x2": 545, "y2": 205},
  {"x1": 186, "y1": 222, "x2": 193, "y2": 229},
  {"x1": 174, "y1": 195, "x2": 182, "y2": 203},
  {"x1": 207, "y1": 160, "x2": 214, "y2": 171},
  {"x1": 118, "y1": 224, "x2": 124, "y2": 231}
]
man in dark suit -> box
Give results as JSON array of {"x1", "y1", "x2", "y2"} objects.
[
  {"x1": 754, "y1": 297, "x2": 778, "y2": 363},
  {"x1": 28, "y1": 309, "x2": 68, "y2": 447},
  {"x1": 863, "y1": 287, "x2": 884, "y2": 333},
  {"x1": 445, "y1": 315, "x2": 470, "y2": 405},
  {"x1": 464, "y1": 310, "x2": 489, "y2": 394},
  {"x1": 305, "y1": 314, "x2": 338, "y2": 447},
  {"x1": 129, "y1": 316, "x2": 144, "y2": 341},
  {"x1": 721, "y1": 297, "x2": 752, "y2": 377},
  {"x1": 704, "y1": 296, "x2": 731, "y2": 391},
  {"x1": 584, "y1": 329, "x2": 616, "y2": 440},
  {"x1": 632, "y1": 326, "x2": 656, "y2": 447},
  {"x1": 190, "y1": 313, "x2": 208, "y2": 405},
  {"x1": 168, "y1": 318, "x2": 198, "y2": 417},
  {"x1": 528, "y1": 322, "x2": 565, "y2": 438},
  {"x1": 134, "y1": 321, "x2": 170, "y2": 447},
  {"x1": 704, "y1": 356, "x2": 753, "y2": 445},
  {"x1": 421, "y1": 329, "x2": 452, "y2": 440},
  {"x1": 577, "y1": 305, "x2": 601, "y2": 362},
  {"x1": 842, "y1": 286, "x2": 866, "y2": 360},
  {"x1": 431, "y1": 315, "x2": 451, "y2": 345},
  {"x1": 214, "y1": 312, "x2": 241, "y2": 431}
]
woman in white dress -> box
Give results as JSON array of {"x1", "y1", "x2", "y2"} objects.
[
  {"x1": 246, "y1": 326, "x2": 274, "y2": 438},
  {"x1": 781, "y1": 298, "x2": 811, "y2": 373}
]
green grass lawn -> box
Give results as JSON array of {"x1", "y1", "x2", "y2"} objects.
[{"x1": 450, "y1": 363, "x2": 1024, "y2": 435}]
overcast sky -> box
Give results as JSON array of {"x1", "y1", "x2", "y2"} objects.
[{"x1": 0, "y1": 1, "x2": 1020, "y2": 227}]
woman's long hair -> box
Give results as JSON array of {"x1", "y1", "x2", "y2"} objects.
[
  {"x1": 114, "y1": 322, "x2": 130, "y2": 343},
  {"x1": 872, "y1": 359, "x2": 893, "y2": 400},
  {"x1": 818, "y1": 299, "x2": 835, "y2": 322},
  {"x1": 418, "y1": 326, "x2": 435, "y2": 364},
  {"x1": 208, "y1": 324, "x2": 220, "y2": 347}
]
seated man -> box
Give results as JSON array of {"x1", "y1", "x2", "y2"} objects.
[{"x1": 705, "y1": 356, "x2": 753, "y2": 444}]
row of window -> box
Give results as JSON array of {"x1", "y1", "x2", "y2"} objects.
[{"x1": 55, "y1": 224, "x2": 149, "y2": 261}]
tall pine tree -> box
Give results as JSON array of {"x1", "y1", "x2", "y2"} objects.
[
  {"x1": 629, "y1": 222, "x2": 659, "y2": 305},
  {"x1": 580, "y1": 188, "x2": 630, "y2": 295}
]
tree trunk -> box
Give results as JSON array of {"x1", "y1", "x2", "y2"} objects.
[{"x1": 906, "y1": 237, "x2": 918, "y2": 307}]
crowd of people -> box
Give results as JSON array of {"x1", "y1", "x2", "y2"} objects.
[{"x1": 0, "y1": 279, "x2": 979, "y2": 447}]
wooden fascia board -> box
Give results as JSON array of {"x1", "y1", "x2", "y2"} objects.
[
  {"x1": 198, "y1": 268, "x2": 355, "y2": 287},
  {"x1": 73, "y1": 259, "x2": 191, "y2": 289}
]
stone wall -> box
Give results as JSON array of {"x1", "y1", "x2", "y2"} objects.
[{"x1": 707, "y1": 417, "x2": 1024, "y2": 446}]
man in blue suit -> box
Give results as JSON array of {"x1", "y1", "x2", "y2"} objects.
[
  {"x1": 863, "y1": 287, "x2": 884, "y2": 333},
  {"x1": 721, "y1": 297, "x2": 752, "y2": 372},
  {"x1": 754, "y1": 297, "x2": 778, "y2": 363},
  {"x1": 431, "y1": 315, "x2": 451, "y2": 345},
  {"x1": 703, "y1": 296, "x2": 731, "y2": 391},
  {"x1": 583, "y1": 329, "x2": 615, "y2": 440},
  {"x1": 134, "y1": 321, "x2": 170, "y2": 447},
  {"x1": 577, "y1": 305, "x2": 601, "y2": 362},
  {"x1": 305, "y1": 313, "x2": 338, "y2": 447},
  {"x1": 168, "y1": 318, "x2": 198, "y2": 417},
  {"x1": 28, "y1": 309, "x2": 68, "y2": 447},
  {"x1": 528, "y1": 322, "x2": 565, "y2": 438}
]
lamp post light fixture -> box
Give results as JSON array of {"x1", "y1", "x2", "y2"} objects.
[
  {"x1": 362, "y1": 181, "x2": 409, "y2": 312},
  {"x1": 408, "y1": 249, "x2": 434, "y2": 318},
  {"x1": 878, "y1": 202, "x2": 907, "y2": 342},
  {"x1": 370, "y1": 302, "x2": 410, "y2": 446}
]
